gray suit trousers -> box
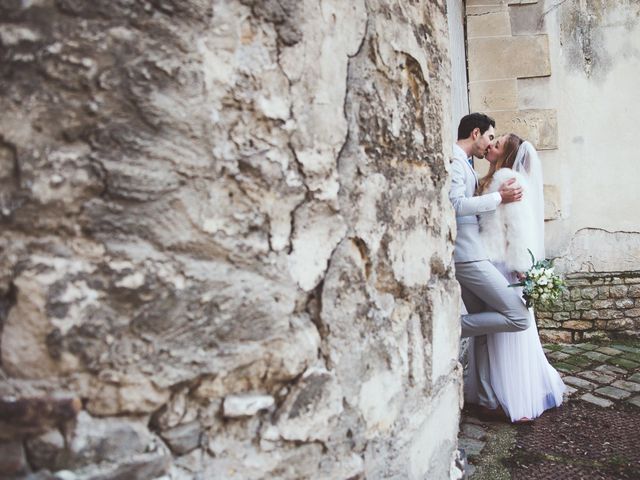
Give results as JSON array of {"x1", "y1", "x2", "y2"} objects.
[
  {"x1": 456, "y1": 260, "x2": 530, "y2": 338},
  {"x1": 456, "y1": 260, "x2": 530, "y2": 409}
]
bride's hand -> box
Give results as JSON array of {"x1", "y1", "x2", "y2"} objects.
[{"x1": 515, "y1": 272, "x2": 526, "y2": 281}]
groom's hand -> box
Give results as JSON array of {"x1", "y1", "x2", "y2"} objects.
[{"x1": 499, "y1": 178, "x2": 523, "y2": 203}]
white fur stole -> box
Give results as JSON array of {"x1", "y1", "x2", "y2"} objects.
[{"x1": 478, "y1": 169, "x2": 535, "y2": 272}]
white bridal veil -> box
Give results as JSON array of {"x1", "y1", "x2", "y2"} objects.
[{"x1": 513, "y1": 140, "x2": 545, "y2": 261}]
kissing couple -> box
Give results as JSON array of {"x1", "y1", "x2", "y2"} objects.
[{"x1": 450, "y1": 113, "x2": 566, "y2": 423}]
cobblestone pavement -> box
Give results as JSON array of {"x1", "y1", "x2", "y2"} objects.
[{"x1": 458, "y1": 341, "x2": 640, "y2": 479}]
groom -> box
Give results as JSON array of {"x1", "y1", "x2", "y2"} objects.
[{"x1": 450, "y1": 113, "x2": 531, "y2": 419}]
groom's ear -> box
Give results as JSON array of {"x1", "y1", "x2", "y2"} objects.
[{"x1": 471, "y1": 127, "x2": 480, "y2": 140}]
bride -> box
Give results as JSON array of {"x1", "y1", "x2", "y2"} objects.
[{"x1": 464, "y1": 134, "x2": 566, "y2": 422}]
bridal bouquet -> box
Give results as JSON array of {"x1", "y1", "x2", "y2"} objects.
[{"x1": 510, "y1": 250, "x2": 566, "y2": 308}]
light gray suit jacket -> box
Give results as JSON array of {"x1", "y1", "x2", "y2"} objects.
[{"x1": 450, "y1": 144, "x2": 502, "y2": 263}]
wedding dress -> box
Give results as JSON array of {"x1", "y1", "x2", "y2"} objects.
[{"x1": 464, "y1": 141, "x2": 565, "y2": 422}]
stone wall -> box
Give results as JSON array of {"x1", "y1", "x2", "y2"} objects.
[
  {"x1": 0, "y1": 1, "x2": 462, "y2": 479},
  {"x1": 464, "y1": 1, "x2": 640, "y2": 341},
  {"x1": 537, "y1": 272, "x2": 640, "y2": 344},
  {"x1": 464, "y1": 0, "x2": 640, "y2": 260}
]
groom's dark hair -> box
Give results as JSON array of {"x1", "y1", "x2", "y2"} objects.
[{"x1": 457, "y1": 113, "x2": 495, "y2": 140}]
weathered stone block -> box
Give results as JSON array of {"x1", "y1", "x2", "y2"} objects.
[
  {"x1": 468, "y1": 35, "x2": 551, "y2": 82},
  {"x1": 592, "y1": 299, "x2": 615, "y2": 309},
  {"x1": 626, "y1": 308, "x2": 640, "y2": 318},
  {"x1": 610, "y1": 285, "x2": 628, "y2": 298},
  {"x1": 598, "y1": 309, "x2": 624, "y2": 320},
  {"x1": 539, "y1": 329, "x2": 572, "y2": 343},
  {"x1": 574, "y1": 300, "x2": 592, "y2": 311},
  {"x1": 544, "y1": 184, "x2": 561, "y2": 220},
  {"x1": 276, "y1": 369, "x2": 343, "y2": 442},
  {"x1": 570, "y1": 289, "x2": 582, "y2": 301},
  {"x1": 469, "y1": 79, "x2": 518, "y2": 111},
  {"x1": 467, "y1": 7, "x2": 511, "y2": 38},
  {"x1": 629, "y1": 285, "x2": 640, "y2": 297},
  {"x1": 595, "y1": 320, "x2": 608, "y2": 329},
  {"x1": 553, "y1": 312, "x2": 570, "y2": 321},
  {"x1": 159, "y1": 421, "x2": 202, "y2": 456},
  {"x1": 616, "y1": 299, "x2": 634, "y2": 309},
  {"x1": 582, "y1": 310, "x2": 599, "y2": 320},
  {"x1": 490, "y1": 109, "x2": 558, "y2": 150},
  {"x1": 223, "y1": 394, "x2": 275, "y2": 418},
  {"x1": 563, "y1": 320, "x2": 592, "y2": 331},
  {"x1": 25, "y1": 412, "x2": 158, "y2": 471},
  {"x1": 538, "y1": 318, "x2": 562, "y2": 328},
  {"x1": 583, "y1": 331, "x2": 612, "y2": 342},
  {"x1": 581, "y1": 287, "x2": 599, "y2": 300}
]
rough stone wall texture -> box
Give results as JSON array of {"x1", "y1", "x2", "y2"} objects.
[
  {"x1": 537, "y1": 272, "x2": 640, "y2": 344},
  {"x1": 0, "y1": 1, "x2": 462, "y2": 479}
]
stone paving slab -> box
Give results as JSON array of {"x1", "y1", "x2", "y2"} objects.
[
  {"x1": 612, "y1": 379, "x2": 640, "y2": 393},
  {"x1": 574, "y1": 343, "x2": 599, "y2": 351},
  {"x1": 578, "y1": 370, "x2": 615, "y2": 385},
  {"x1": 560, "y1": 346, "x2": 584, "y2": 355},
  {"x1": 595, "y1": 346, "x2": 623, "y2": 356},
  {"x1": 620, "y1": 351, "x2": 640, "y2": 363},
  {"x1": 612, "y1": 344, "x2": 640, "y2": 354},
  {"x1": 595, "y1": 386, "x2": 632, "y2": 400},
  {"x1": 628, "y1": 372, "x2": 640, "y2": 383},
  {"x1": 564, "y1": 355, "x2": 593, "y2": 368},
  {"x1": 629, "y1": 396, "x2": 640, "y2": 408},
  {"x1": 459, "y1": 437, "x2": 486, "y2": 458},
  {"x1": 595, "y1": 364, "x2": 627, "y2": 375},
  {"x1": 553, "y1": 362, "x2": 582, "y2": 374},
  {"x1": 607, "y1": 356, "x2": 640, "y2": 370},
  {"x1": 579, "y1": 393, "x2": 613, "y2": 408},
  {"x1": 583, "y1": 351, "x2": 611, "y2": 362},
  {"x1": 544, "y1": 344, "x2": 564, "y2": 352},
  {"x1": 562, "y1": 376, "x2": 596, "y2": 390},
  {"x1": 546, "y1": 351, "x2": 570, "y2": 361}
]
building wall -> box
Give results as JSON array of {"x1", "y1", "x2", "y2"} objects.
[
  {"x1": 465, "y1": 0, "x2": 640, "y2": 341},
  {"x1": 0, "y1": 1, "x2": 464, "y2": 478}
]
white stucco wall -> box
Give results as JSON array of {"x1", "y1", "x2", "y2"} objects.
[{"x1": 541, "y1": 1, "x2": 640, "y2": 272}]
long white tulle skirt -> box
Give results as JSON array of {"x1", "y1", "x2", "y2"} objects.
[{"x1": 464, "y1": 273, "x2": 566, "y2": 422}]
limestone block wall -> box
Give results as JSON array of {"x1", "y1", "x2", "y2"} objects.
[
  {"x1": 538, "y1": 272, "x2": 640, "y2": 343},
  {"x1": 0, "y1": 1, "x2": 463, "y2": 479},
  {"x1": 466, "y1": 0, "x2": 557, "y2": 165}
]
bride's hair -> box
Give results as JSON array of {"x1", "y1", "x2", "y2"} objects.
[{"x1": 477, "y1": 133, "x2": 524, "y2": 194}]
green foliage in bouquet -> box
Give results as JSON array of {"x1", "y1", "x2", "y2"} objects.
[{"x1": 509, "y1": 249, "x2": 566, "y2": 309}]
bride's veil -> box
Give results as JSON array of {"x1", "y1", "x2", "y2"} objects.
[{"x1": 513, "y1": 141, "x2": 545, "y2": 260}]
